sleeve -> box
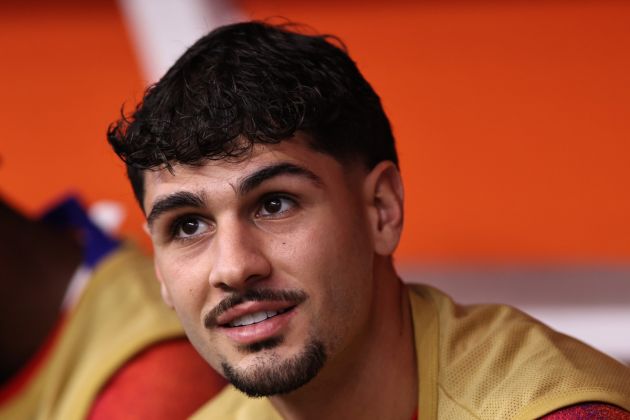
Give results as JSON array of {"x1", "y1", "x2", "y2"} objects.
[{"x1": 88, "y1": 338, "x2": 227, "y2": 419}]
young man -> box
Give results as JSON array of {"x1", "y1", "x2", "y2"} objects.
[{"x1": 107, "y1": 21, "x2": 630, "y2": 419}]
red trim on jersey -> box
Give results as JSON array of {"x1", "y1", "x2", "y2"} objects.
[{"x1": 88, "y1": 338, "x2": 227, "y2": 419}]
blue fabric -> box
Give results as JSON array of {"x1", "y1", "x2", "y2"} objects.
[{"x1": 40, "y1": 196, "x2": 120, "y2": 268}]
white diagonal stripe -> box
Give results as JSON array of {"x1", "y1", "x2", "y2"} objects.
[{"x1": 117, "y1": 0, "x2": 244, "y2": 83}]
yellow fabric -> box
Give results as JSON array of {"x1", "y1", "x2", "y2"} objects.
[
  {"x1": 192, "y1": 284, "x2": 630, "y2": 420},
  {"x1": 192, "y1": 389, "x2": 282, "y2": 420},
  {"x1": 0, "y1": 243, "x2": 184, "y2": 420},
  {"x1": 413, "y1": 285, "x2": 630, "y2": 419}
]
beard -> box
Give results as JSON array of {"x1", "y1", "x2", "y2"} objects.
[{"x1": 221, "y1": 338, "x2": 327, "y2": 398}]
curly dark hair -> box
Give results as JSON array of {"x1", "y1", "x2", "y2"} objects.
[{"x1": 107, "y1": 21, "x2": 398, "y2": 209}]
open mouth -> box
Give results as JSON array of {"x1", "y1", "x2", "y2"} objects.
[{"x1": 223, "y1": 306, "x2": 295, "y2": 328}]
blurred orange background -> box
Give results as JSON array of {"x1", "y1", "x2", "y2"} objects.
[{"x1": 1, "y1": 0, "x2": 629, "y2": 264}]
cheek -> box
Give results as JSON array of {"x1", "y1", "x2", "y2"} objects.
[
  {"x1": 279, "y1": 208, "x2": 375, "y2": 330},
  {"x1": 280, "y1": 200, "x2": 372, "y2": 265},
  {"x1": 155, "y1": 250, "x2": 209, "y2": 322},
  {"x1": 155, "y1": 252, "x2": 220, "y2": 364}
]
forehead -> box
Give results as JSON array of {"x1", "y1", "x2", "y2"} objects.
[{"x1": 142, "y1": 140, "x2": 355, "y2": 211}]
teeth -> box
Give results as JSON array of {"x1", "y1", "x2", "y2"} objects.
[
  {"x1": 229, "y1": 310, "x2": 279, "y2": 327},
  {"x1": 251, "y1": 311, "x2": 268, "y2": 323}
]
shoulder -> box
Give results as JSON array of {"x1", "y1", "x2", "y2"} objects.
[
  {"x1": 66, "y1": 243, "x2": 185, "y2": 367},
  {"x1": 77, "y1": 243, "x2": 183, "y2": 341},
  {"x1": 408, "y1": 284, "x2": 630, "y2": 419},
  {"x1": 41, "y1": 244, "x2": 187, "y2": 418},
  {"x1": 85, "y1": 243, "x2": 168, "y2": 304},
  {"x1": 191, "y1": 386, "x2": 281, "y2": 420}
]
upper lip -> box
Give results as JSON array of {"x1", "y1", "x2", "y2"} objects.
[{"x1": 212, "y1": 300, "x2": 298, "y2": 328}]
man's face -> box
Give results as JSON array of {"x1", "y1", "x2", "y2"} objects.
[{"x1": 143, "y1": 137, "x2": 379, "y2": 396}]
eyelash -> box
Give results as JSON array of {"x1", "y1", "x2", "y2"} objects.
[
  {"x1": 163, "y1": 193, "x2": 299, "y2": 242},
  {"x1": 168, "y1": 215, "x2": 208, "y2": 242},
  {"x1": 255, "y1": 194, "x2": 298, "y2": 218}
]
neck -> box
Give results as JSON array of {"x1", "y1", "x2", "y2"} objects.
[
  {"x1": 270, "y1": 258, "x2": 417, "y2": 420},
  {"x1": 0, "y1": 204, "x2": 82, "y2": 383}
]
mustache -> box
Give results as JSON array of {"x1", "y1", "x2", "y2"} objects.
[{"x1": 204, "y1": 288, "x2": 308, "y2": 328}]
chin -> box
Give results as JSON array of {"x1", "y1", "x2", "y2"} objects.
[{"x1": 222, "y1": 339, "x2": 328, "y2": 398}]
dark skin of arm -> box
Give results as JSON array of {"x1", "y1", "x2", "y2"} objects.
[{"x1": 0, "y1": 198, "x2": 81, "y2": 383}]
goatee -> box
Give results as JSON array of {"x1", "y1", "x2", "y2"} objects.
[{"x1": 222, "y1": 340, "x2": 327, "y2": 397}]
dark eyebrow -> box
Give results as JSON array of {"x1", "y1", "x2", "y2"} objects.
[
  {"x1": 147, "y1": 191, "x2": 205, "y2": 229},
  {"x1": 238, "y1": 163, "x2": 323, "y2": 196}
]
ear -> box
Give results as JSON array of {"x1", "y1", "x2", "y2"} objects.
[
  {"x1": 154, "y1": 260, "x2": 174, "y2": 309},
  {"x1": 363, "y1": 161, "x2": 404, "y2": 256}
]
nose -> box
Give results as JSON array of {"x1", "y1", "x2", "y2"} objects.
[{"x1": 208, "y1": 220, "x2": 271, "y2": 291}]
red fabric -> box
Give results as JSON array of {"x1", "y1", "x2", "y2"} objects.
[
  {"x1": 88, "y1": 338, "x2": 227, "y2": 420},
  {"x1": 542, "y1": 403, "x2": 630, "y2": 419}
]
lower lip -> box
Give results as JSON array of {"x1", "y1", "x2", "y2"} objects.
[{"x1": 219, "y1": 308, "x2": 297, "y2": 345}]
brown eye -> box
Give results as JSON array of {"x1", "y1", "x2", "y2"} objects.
[
  {"x1": 181, "y1": 219, "x2": 199, "y2": 235},
  {"x1": 174, "y1": 217, "x2": 208, "y2": 239},
  {"x1": 263, "y1": 198, "x2": 283, "y2": 214},
  {"x1": 258, "y1": 196, "x2": 296, "y2": 218}
]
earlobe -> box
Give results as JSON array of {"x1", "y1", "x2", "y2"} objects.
[
  {"x1": 364, "y1": 161, "x2": 404, "y2": 256},
  {"x1": 154, "y1": 263, "x2": 174, "y2": 309}
]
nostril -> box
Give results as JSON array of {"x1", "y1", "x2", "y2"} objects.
[{"x1": 213, "y1": 282, "x2": 238, "y2": 292}]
